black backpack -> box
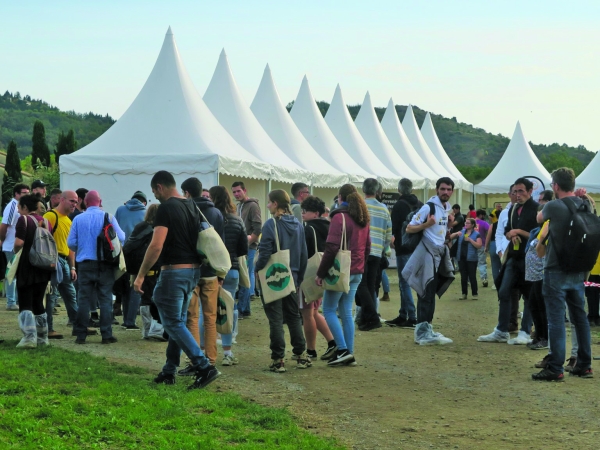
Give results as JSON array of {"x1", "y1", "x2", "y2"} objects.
[
  {"x1": 123, "y1": 224, "x2": 154, "y2": 275},
  {"x1": 400, "y1": 202, "x2": 435, "y2": 253},
  {"x1": 555, "y1": 197, "x2": 600, "y2": 273},
  {"x1": 97, "y1": 213, "x2": 121, "y2": 266}
]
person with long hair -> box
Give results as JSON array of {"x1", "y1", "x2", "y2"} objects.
[
  {"x1": 300, "y1": 195, "x2": 337, "y2": 360},
  {"x1": 13, "y1": 194, "x2": 53, "y2": 348},
  {"x1": 450, "y1": 218, "x2": 482, "y2": 300},
  {"x1": 316, "y1": 184, "x2": 371, "y2": 366},
  {"x1": 255, "y1": 189, "x2": 309, "y2": 372},
  {"x1": 209, "y1": 185, "x2": 248, "y2": 366}
]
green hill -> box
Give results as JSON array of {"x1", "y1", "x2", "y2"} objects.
[{"x1": 0, "y1": 91, "x2": 115, "y2": 158}]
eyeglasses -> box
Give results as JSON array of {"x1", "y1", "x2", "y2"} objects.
[{"x1": 20, "y1": 191, "x2": 30, "y2": 195}]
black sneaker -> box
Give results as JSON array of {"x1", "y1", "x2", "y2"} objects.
[
  {"x1": 527, "y1": 339, "x2": 549, "y2": 350},
  {"x1": 154, "y1": 372, "x2": 176, "y2": 385},
  {"x1": 178, "y1": 364, "x2": 197, "y2": 377},
  {"x1": 385, "y1": 316, "x2": 405, "y2": 327},
  {"x1": 358, "y1": 320, "x2": 382, "y2": 332},
  {"x1": 400, "y1": 318, "x2": 417, "y2": 329},
  {"x1": 307, "y1": 349, "x2": 318, "y2": 359},
  {"x1": 531, "y1": 368, "x2": 564, "y2": 382},
  {"x1": 570, "y1": 366, "x2": 594, "y2": 378},
  {"x1": 320, "y1": 344, "x2": 338, "y2": 360},
  {"x1": 101, "y1": 336, "x2": 118, "y2": 344},
  {"x1": 328, "y1": 349, "x2": 354, "y2": 366},
  {"x1": 189, "y1": 365, "x2": 221, "y2": 390},
  {"x1": 122, "y1": 325, "x2": 140, "y2": 331},
  {"x1": 89, "y1": 318, "x2": 100, "y2": 328},
  {"x1": 72, "y1": 328, "x2": 98, "y2": 337},
  {"x1": 75, "y1": 338, "x2": 86, "y2": 345}
]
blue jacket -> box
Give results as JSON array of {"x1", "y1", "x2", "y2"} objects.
[
  {"x1": 255, "y1": 215, "x2": 308, "y2": 287},
  {"x1": 115, "y1": 198, "x2": 146, "y2": 240},
  {"x1": 456, "y1": 229, "x2": 480, "y2": 262}
]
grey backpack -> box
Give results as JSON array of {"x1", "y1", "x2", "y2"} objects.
[{"x1": 28, "y1": 216, "x2": 58, "y2": 271}]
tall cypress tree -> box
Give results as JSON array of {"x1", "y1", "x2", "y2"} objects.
[
  {"x1": 54, "y1": 129, "x2": 77, "y2": 165},
  {"x1": 2, "y1": 140, "x2": 22, "y2": 207},
  {"x1": 32, "y1": 120, "x2": 51, "y2": 167}
]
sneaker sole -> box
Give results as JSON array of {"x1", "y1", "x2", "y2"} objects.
[
  {"x1": 532, "y1": 376, "x2": 564, "y2": 382},
  {"x1": 328, "y1": 353, "x2": 354, "y2": 366},
  {"x1": 189, "y1": 370, "x2": 221, "y2": 390}
]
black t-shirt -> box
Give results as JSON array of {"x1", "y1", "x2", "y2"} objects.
[
  {"x1": 154, "y1": 197, "x2": 201, "y2": 266},
  {"x1": 451, "y1": 213, "x2": 465, "y2": 234},
  {"x1": 505, "y1": 197, "x2": 539, "y2": 260}
]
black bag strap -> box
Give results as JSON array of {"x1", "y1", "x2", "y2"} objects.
[{"x1": 48, "y1": 210, "x2": 59, "y2": 235}]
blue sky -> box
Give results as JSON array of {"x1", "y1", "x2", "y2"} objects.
[{"x1": 2, "y1": 1, "x2": 599, "y2": 151}]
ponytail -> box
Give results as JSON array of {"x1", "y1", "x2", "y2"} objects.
[{"x1": 338, "y1": 184, "x2": 369, "y2": 227}]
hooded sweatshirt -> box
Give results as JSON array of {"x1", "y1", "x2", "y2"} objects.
[
  {"x1": 304, "y1": 217, "x2": 330, "y2": 257},
  {"x1": 237, "y1": 198, "x2": 262, "y2": 249},
  {"x1": 290, "y1": 199, "x2": 303, "y2": 223},
  {"x1": 115, "y1": 198, "x2": 146, "y2": 240},
  {"x1": 193, "y1": 196, "x2": 224, "y2": 278},
  {"x1": 408, "y1": 195, "x2": 451, "y2": 247},
  {"x1": 255, "y1": 215, "x2": 308, "y2": 287}
]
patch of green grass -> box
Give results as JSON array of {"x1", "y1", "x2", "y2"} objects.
[{"x1": 0, "y1": 342, "x2": 342, "y2": 449}]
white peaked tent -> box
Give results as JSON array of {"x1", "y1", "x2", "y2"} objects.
[
  {"x1": 421, "y1": 112, "x2": 472, "y2": 190},
  {"x1": 250, "y1": 65, "x2": 348, "y2": 187},
  {"x1": 60, "y1": 27, "x2": 272, "y2": 215},
  {"x1": 203, "y1": 50, "x2": 309, "y2": 184},
  {"x1": 289, "y1": 76, "x2": 371, "y2": 182},
  {"x1": 576, "y1": 152, "x2": 600, "y2": 193},
  {"x1": 381, "y1": 99, "x2": 440, "y2": 182},
  {"x1": 324, "y1": 85, "x2": 398, "y2": 188},
  {"x1": 402, "y1": 106, "x2": 452, "y2": 182},
  {"x1": 354, "y1": 92, "x2": 426, "y2": 188},
  {"x1": 477, "y1": 121, "x2": 551, "y2": 194}
]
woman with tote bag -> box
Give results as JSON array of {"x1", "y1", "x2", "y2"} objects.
[
  {"x1": 316, "y1": 184, "x2": 371, "y2": 367},
  {"x1": 255, "y1": 190, "x2": 309, "y2": 373},
  {"x1": 300, "y1": 196, "x2": 337, "y2": 361},
  {"x1": 208, "y1": 186, "x2": 248, "y2": 366}
]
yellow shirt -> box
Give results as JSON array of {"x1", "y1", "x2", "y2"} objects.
[
  {"x1": 591, "y1": 253, "x2": 600, "y2": 275},
  {"x1": 43, "y1": 210, "x2": 72, "y2": 257}
]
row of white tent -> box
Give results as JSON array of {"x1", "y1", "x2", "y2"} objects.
[
  {"x1": 60, "y1": 27, "x2": 595, "y2": 215},
  {"x1": 60, "y1": 28, "x2": 475, "y2": 214}
]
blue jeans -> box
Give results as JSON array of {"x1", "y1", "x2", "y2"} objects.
[
  {"x1": 543, "y1": 269, "x2": 592, "y2": 374},
  {"x1": 477, "y1": 247, "x2": 488, "y2": 281},
  {"x1": 75, "y1": 261, "x2": 114, "y2": 339},
  {"x1": 220, "y1": 270, "x2": 238, "y2": 347},
  {"x1": 322, "y1": 274, "x2": 362, "y2": 353},
  {"x1": 4, "y1": 250, "x2": 18, "y2": 306},
  {"x1": 122, "y1": 284, "x2": 142, "y2": 327},
  {"x1": 381, "y1": 269, "x2": 390, "y2": 293},
  {"x1": 396, "y1": 254, "x2": 416, "y2": 320},
  {"x1": 46, "y1": 256, "x2": 78, "y2": 331},
  {"x1": 153, "y1": 267, "x2": 210, "y2": 375},
  {"x1": 237, "y1": 249, "x2": 255, "y2": 315},
  {"x1": 489, "y1": 241, "x2": 501, "y2": 284}
]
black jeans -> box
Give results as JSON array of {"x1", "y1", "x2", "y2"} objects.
[
  {"x1": 458, "y1": 260, "x2": 478, "y2": 296},
  {"x1": 417, "y1": 269, "x2": 438, "y2": 324},
  {"x1": 75, "y1": 261, "x2": 115, "y2": 339},
  {"x1": 528, "y1": 280, "x2": 547, "y2": 340},
  {"x1": 261, "y1": 290, "x2": 306, "y2": 360},
  {"x1": 497, "y1": 258, "x2": 530, "y2": 333},
  {"x1": 586, "y1": 274, "x2": 600, "y2": 321},
  {"x1": 355, "y1": 255, "x2": 381, "y2": 325}
]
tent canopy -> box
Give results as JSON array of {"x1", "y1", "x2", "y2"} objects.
[
  {"x1": 576, "y1": 150, "x2": 600, "y2": 193},
  {"x1": 477, "y1": 121, "x2": 551, "y2": 194},
  {"x1": 250, "y1": 65, "x2": 348, "y2": 188}
]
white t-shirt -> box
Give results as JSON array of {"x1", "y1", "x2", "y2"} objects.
[
  {"x1": 495, "y1": 203, "x2": 512, "y2": 255},
  {"x1": 409, "y1": 196, "x2": 450, "y2": 246},
  {"x1": 1, "y1": 198, "x2": 19, "y2": 252}
]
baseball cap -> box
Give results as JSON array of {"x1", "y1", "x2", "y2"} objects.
[{"x1": 31, "y1": 180, "x2": 47, "y2": 190}]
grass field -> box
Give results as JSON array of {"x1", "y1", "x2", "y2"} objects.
[{"x1": 0, "y1": 343, "x2": 341, "y2": 449}]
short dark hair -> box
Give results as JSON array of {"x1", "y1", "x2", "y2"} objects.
[
  {"x1": 231, "y1": 181, "x2": 246, "y2": 190},
  {"x1": 291, "y1": 182, "x2": 308, "y2": 198},
  {"x1": 76, "y1": 188, "x2": 89, "y2": 200},
  {"x1": 300, "y1": 196, "x2": 326, "y2": 216},
  {"x1": 50, "y1": 188, "x2": 62, "y2": 196},
  {"x1": 436, "y1": 177, "x2": 455, "y2": 190},
  {"x1": 551, "y1": 168, "x2": 576, "y2": 193},
  {"x1": 468, "y1": 204, "x2": 474, "y2": 211},
  {"x1": 18, "y1": 194, "x2": 40, "y2": 213},
  {"x1": 514, "y1": 177, "x2": 533, "y2": 191},
  {"x1": 476, "y1": 209, "x2": 486, "y2": 218},
  {"x1": 362, "y1": 178, "x2": 379, "y2": 196},
  {"x1": 13, "y1": 183, "x2": 29, "y2": 196},
  {"x1": 539, "y1": 189, "x2": 554, "y2": 202},
  {"x1": 509, "y1": 184, "x2": 515, "y2": 193},
  {"x1": 181, "y1": 177, "x2": 202, "y2": 198},
  {"x1": 151, "y1": 170, "x2": 176, "y2": 189},
  {"x1": 398, "y1": 178, "x2": 413, "y2": 196},
  {"x1": 452, "y1": 204, "x2": 460, "y2": 211}
]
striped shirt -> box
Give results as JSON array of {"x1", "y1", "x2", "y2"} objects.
[
  {"x1": 1, "y1": 199, "x2": 19, "y2": 252},
  {"x1": 366, "y1": 198, "x2": 392, "y2": 257}
]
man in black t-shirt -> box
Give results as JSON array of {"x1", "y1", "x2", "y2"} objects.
[{"x1": 134, "y1": 171, "x2": 220, "y2": 390}]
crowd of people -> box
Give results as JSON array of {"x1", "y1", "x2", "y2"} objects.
[{"x1": 1, "y1": 167, "x2": 596, "y2": 386}]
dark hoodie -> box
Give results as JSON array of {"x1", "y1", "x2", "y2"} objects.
[
  {"x1": 304, "y1": 218, "x2": 330, "y2": 258},
  {"x1": 193, "y1": 196, "x2": 224, "y2": 278},
  {"x1": 391, "y1": 193, "x2": 422, "y2": 255},
  {"x1": 255, "y1": 215, "x2": 308, "y2": 287}
]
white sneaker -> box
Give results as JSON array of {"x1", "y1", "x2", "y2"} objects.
[
  {"x1": 477, "y1": 328, "x2": 510, "y2": 342},
  {"x1": 492, "y1": 285, "x2": 497, "y2": 290},
  {"x1": 222, "y1": 354, "x2": 239, "y2": 366},
  {"x1": 507, "y1": 330, "x2": 532, "y2": 345}
]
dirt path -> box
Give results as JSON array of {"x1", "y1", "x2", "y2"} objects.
[{"x1": 2, "y1": 271, "x2": 600, "y2": 449}]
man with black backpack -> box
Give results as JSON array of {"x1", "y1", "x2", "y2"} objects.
[
  {"x1": 68, "y1": 190, "x2": 125, "y2": 344},
  {"x1": 387, "y1": 178, "x2": 422, "y2": 328},
  {"x1": 532, "y1": 168, "x2": 596, "y2": 381}
]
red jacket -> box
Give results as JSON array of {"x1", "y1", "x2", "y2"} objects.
[{"x1": 317, "y1": 208, "x2": 371, "y2": 278}]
